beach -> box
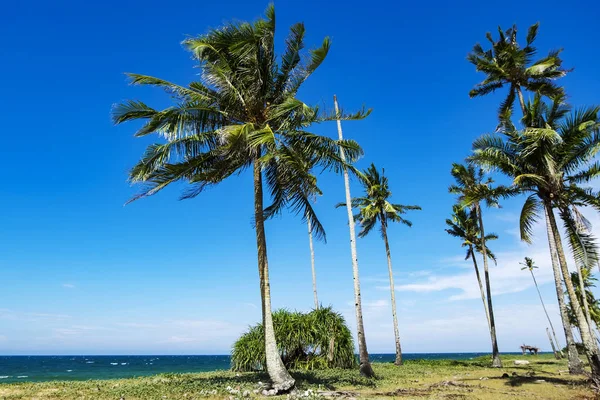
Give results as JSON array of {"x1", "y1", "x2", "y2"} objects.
[{"x1": 0, "y1": 354, "x2": 593, "y2": 399}]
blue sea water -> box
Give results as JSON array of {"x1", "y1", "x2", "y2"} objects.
[{"x1": 0, "y1": 353, "x2": 521, "y2": 384}]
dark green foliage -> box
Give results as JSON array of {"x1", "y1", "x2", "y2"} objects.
[
  {"x1": 567, "y1": 267, "x2": 600, "y2": 328},
  {"x1": 231, "y1": 307, "x2": 356, "y2": 372},
  {"x1": 468, "y1": 23, "x2": 569, "y2": 119}
]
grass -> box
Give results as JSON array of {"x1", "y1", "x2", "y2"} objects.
[{"x1": 0, "y1": 354, "x2": 596, "y2": 399}]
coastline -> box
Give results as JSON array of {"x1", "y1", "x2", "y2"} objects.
[
  {"x1": 0, "y1": 354, "x2": 591, "y2": 399},
  {"x1": 0, "y1": 353, "x2": 535, "y2": 384}
]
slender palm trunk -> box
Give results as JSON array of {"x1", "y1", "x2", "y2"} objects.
[
  {"x1": 544, "y1": 205, "x2": 583, "y2": 373},
  {"x1": 545, "y1": 201, "x2": 600, "y2": 377},
  {"x1": 530, "y1": 268, "x2": 564, "y2": 358},
  {"x1": 575, "y1": 261, "x2": 594, "y2": 338},
  {"x1": 380, "y1": 217, "x2": 403, "y2": 366},
  {"x1": 253, "y1": 160, "x2": 295, "y2": 392},
  {"x1": 307, "y1": 218, "x2": 319, "y2": 310},
  {"x1": 334, "y1": 95, "x2": 374, "y2": 378},
  {"x1": 516, "y1": 86, "x2": 527, "y2": 116},
  {"x1": 547, "y1": 327, "x2": 559, "y2": 359},
  {"x1": 469, "y1": 245, "x2": 491, "y2": 331},
  {"x1": 476, "y1": 203, "x2": 502, "y2": 367}
]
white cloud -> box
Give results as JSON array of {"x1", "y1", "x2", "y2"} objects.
[
  {"x1": 161, "y1": 336, "x2": 200, "y2": 344},
  {"x1": 393, "y1": 207, "x2": 600, "y2": 301},
  {"x1": 117, "y1": 322, "x2": 158, "y2": 329},
  {"x1": 62, "y1": 283, "x2": 75, "y2": 289}
]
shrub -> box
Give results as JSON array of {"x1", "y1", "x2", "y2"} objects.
[{"x1": 231, "y1": 307, "x2": 356, "y2": 371}]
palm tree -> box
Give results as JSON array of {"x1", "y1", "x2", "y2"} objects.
[
  {"x1": 449, "y1": 163, "x2": 510, "y2": 367},
  {"x1": 468, "y1": 23, "x2": 569, "y2": 118},
  {"x1": 333, "y1": 95, "x2": 374, "y2": 378},
  {"x1": 561, "y1": 205, "x2": 600, "y2": 337},
  {"x1": 445, "y1": 204, "x2": 498, "y2": 332},
  {"x1": 112, "y1": 5, "x2": 369, "y2": 392},
  {"x1": 342, "y1": 163, "x2": 421, "y2": 366},
  {"x1": 568, "y1": 268, "x2": 600, "y2": 331},
  {"x1": 307, "y1": 216, "x2": 319, "y2": 310},
  {"x1": 470, "y1": 94, "x2": 600, "y2": 375},
  {"x1": 520, "y1": 257, "x2": 563, "y2": 358}
]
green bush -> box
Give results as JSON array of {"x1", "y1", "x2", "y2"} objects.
[{"x1": 231, "y1": 307, "x2": 357, "y2": 371}]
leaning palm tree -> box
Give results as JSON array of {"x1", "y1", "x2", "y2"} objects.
[
  {"x1": 561, "y1": 205, "x2": 600, "y2": 337},
  {"x1": 112, "y1": 5, "x2": 368, "y2": 392},
  {"x1": 333, "y1": 95, "x2": 374, "y2": 377},
  {"x1": 445, "y1": 204, "x2": 498, "y2": 332},
  {"x1": 470, "y1": 94, "x2": 600, "y2": 376},
  {"x1": 449, "y1": 163, "x2": 510, "y2": 367},
  {"x1": 341, "y1": 163, "x2": 420, "y2": 366},
  {"x1": 520, "y1": 257, "x2": 563, "y2": 358},
  {"x1": 468, "y1": 23, "x2": 569, "y2": 118},
  {"x1": 568, "y1": 268, "x2": 600, "y2": 331}
]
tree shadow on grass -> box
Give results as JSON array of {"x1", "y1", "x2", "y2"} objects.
[
  {"x1": 291, "y1": 370, "x2": 377, "y2": 390},
  {"x1": 156, "y1": 371, "x2": 269, "y2": 387},
  {"x1": 490, "y1": 375, "x2": 590, "y2": 388}
]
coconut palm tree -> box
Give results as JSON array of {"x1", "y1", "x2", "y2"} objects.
[
  {"x1": 341, "y1": 163, "x2": 420, "y2": 366},
  {"x1": 112, "y1": 5, "x2": 369, "y2": 392},
  {"x1": 561, "y1": 205, "x2": 600, "y2": 337},
  {"x1": 568, "y1": 268, "x2": 600, "y2": 330},
  {"x1": 520, "y1": 257, "x2": 563, "y2": 358},
  {"x1": 468, "y1": 23, "x2": 569, "y2": 118},
  {"x1": 470, "y1": 94, "x2": 600, "y2": 376},
  {"x1": 445, "y1": 204, "x2": 498, "y2": 331},
  {"x1": 333, "y1": 95, "x2": 374, "y2": 378},
  {"x1": 449, "y1": 163, "x2": 511, "y2": 367}
]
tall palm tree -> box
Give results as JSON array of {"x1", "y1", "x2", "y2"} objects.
[
  {"x1": 468, "y1": 23, "x2": 569, "y2": 118},
  {"x1": 449, "y1": 163, "x2": 510, "y2": 367},
  {"x1": 333, "y1": 95, "x2": 374, "y2": 378},
  {"x1": 445, "y1": 204, "x2": 498, "y2": 332},
  {"x1": 112, "y1": 5, "x2": 369, "y2": 391},
  {"x1": 520, "y1": 257, "x2": 563, "y2": 358},
  {"x1": 342, "y1": 163, "x2": 421, "y2": 366},
  {"x1": 307, "y1": 216, "x2": 319, "y2": 310},
  {"x1": 470, "y1": 94, "x2": 600, "y2": 376}
]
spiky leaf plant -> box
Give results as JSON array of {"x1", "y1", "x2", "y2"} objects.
[{"x1": 232, "y1": 307, "x2": 356, "y2": 371}]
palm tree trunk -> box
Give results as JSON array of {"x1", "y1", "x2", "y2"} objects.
[
  {"x1": 575, "y1": 261, "x2": 594, "y2": 338},
  {"x1": 546, "y1": 327, "x2": 560, "y2": 359},
  {"x1": 544, "y1": 207, "x2": 582, "y2": 373},
  {"x1": 545, "y1": 201, "x2": 600, "y2": 377},
  {"x1": 253, "y1": 159, "x2": 295, "y2": 392},
  {"x1": 476, "y1": 203, "x2": 502, "y2": 367},
  {"x1": 307, "y1": 218, "x2": 319, "y2": 310},
  {"x1": 334, "y1": 95, "x2": 374, "y2": 378},
  {"x1": 516, "y1": 86, "x2": 527, "y2": 116},
  {"x1": 530, "y1": 268, "x2": 564, "y2": 358},
  {"x1": 380, "y1": 217, "x2": 403, "y2": 366},
  {"x1": 469, "y1": 245, "x2": 491, "y2": 331}
]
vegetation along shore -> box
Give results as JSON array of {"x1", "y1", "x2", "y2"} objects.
[{"x1": 0, "y1": 355, "x2": 595, "y2": 399}]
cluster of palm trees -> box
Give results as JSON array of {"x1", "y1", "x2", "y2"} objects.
[
  {"x1": 113, "y1": 4, "x2": 600, "y2": 390},
  {"x1": 446, "y1": 23, "x2": 600, "y2": 378},
  {"x1": 113, "y1": 5, "x2": 419, "y2": 392}
]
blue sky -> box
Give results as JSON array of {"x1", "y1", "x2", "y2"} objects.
[{"x1": 1, "y1": 0, "x2": 600, "y2": 355}]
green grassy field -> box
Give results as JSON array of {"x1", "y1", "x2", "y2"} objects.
[{"x1": 0, "y1": 354, "x2": 596, "y2": 399}]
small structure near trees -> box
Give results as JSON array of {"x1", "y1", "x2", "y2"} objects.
[{"x1": 520, "y1": 344, "x2": 540, "y2": 355}]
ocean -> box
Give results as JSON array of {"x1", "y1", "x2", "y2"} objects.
[{"x1": 0, "y1": 353, "x2": 515, "y2": 384}]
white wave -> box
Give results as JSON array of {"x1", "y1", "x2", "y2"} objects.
[
  {"x1": 110, "y1": 363, "x2": 118, "y2": 365},
  {"x1": 17, "y1": 376, "x2": 28, "y2": 378},
  {"x1": 0, "y1": 376, "x2": 9, "y2": 379},
  {"x1": 67, "y1": 370, "x2": 73, "y2": 372},
  {"x1": 121, "y1": 363, "x2": 127, "y2": 365},
  {"x1": 86, "y1": 361, "x2": 94, "y2": 364}
]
